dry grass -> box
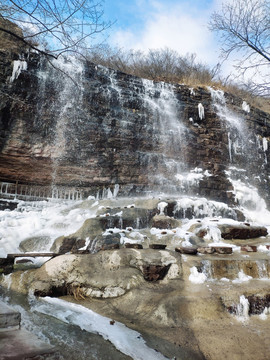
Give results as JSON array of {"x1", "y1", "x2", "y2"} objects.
[
  {"x1": 68, "y1": 283, "x2": 86, "y2": 300},
  {"x1": 88, "y1": 46, "x2": 269, "y2": 114}
]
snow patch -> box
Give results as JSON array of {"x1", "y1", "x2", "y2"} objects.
[
  {"x1": 189, "y1": 266, "x2": 207, "y2": 284},
  {"x1": 242, "y1": 101, "x2": 250, "y2": 113},
  {"x1": 157, "y1": 202, "x2": 168, "y2": 215},
  {"x1": 232, "y1": 270, "x2": 252, "y2": 284}
]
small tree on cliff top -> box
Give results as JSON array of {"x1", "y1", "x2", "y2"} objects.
[
  {"x1": 0, "y1": 0, "x2": 111, "y2": 58},
  {"x1": 209, "y1": 0, "x2": 270, "y2": 97}
]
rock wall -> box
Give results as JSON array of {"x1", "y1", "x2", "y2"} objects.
[{"x1": 1, "y1": 40, "x2": 270, "y2": 204}]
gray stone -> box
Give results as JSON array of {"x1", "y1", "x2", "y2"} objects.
[{"x1": 0, "y1": 301, "x2": 20, "y2": 330}]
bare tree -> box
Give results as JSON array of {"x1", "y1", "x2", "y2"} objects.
[
  {"x1": 209, "y1": 0, "x2": 270, "y2": 96},
  {"x1": 0, "y1": 0, "x2": 111, "y2": 58},
  {"x1": 87, "y1": 46, "x2": 217, "y2": 85}
]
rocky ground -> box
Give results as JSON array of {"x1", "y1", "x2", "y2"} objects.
[{"x1": 1, "y1": 196, "x2": 270, "y2": 359}]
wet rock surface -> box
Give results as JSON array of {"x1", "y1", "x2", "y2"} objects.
[
  {"x1": 1, "y1": 43, "x2": 270, "y2": 205},
  {"x1": 1, "y1": 30, "x2": 270, "y2": 359},
  {"x1": 0, "y1": 257, "x2": 13, "y2": 274}
]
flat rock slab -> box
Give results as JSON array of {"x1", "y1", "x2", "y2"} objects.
[
  {"x1": 0, "y1": 328, "x2": 60, "y2": 360},
  {"x1": 219, "y1": 224, "x2": 267, "y2": 239},
  {"x1": 0, "y1": 302, "x2": 20, "y2": 330}
]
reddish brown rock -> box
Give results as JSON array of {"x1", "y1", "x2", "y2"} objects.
[
  {"x1": 197, "y1": 247, "x2": 215, "y2": 254},
  {"x1": 125, "y1": 243, "x2": 143, "y2": 249},
  {"x1": 219, "y1": 224, "x2": 268, "y2": 240},
  {"x1": 149, "y1": 244, "x2": 167, "y2": 250},
  {"x1": 241, "y1": 245, "x2": 257, "y2": 252},
  {"x1": 211, "y1": 246, "x2": 233, "y2": 254},
  {"x1": 175, "y1": 247, "x2": 198, "y2": 255}
]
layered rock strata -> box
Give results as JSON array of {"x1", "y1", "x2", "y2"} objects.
[{"x1": 1, "y1": 29, "x2": 270, "y2": 205}]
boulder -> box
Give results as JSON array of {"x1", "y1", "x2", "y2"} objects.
[
  {"x1": 211, "y1": 246, "x2": 233, "y2": 254},
  {"x1": 0, "y1": 200, "x2": 18, "y2": 211},
  {"x1": 197, "y1": 247, "x2": 215, "y2": 254},
  {"x1": 241, "y1": 245, "x2": 257, "y2": 252},
  {"x1": 50, "y1": 217, "x2": 104, "y2": 253},
  {"x1": 219, "y1": 224, "x2": 268, "y2": 239},
  {"x1": 50, "y1": 236, "x2": 85, "y2": 254},
  {"x1": 150, "y1": 215, "x2": 181, "y2": 229},
  {"x1": 125, "y1": 243, "x2": 143, "y2": 249},
  {"x1": 87, "y1": 233, "x2": 121, "y2": 253},
  {"x1": 20, "y1": 236, "x2": 52, "y2": 252},
  {"x1": 9, "y1": 249, "x2": 182, "y2": 297},
  {"x1": 175, "y1": 247, "x2": 198, "y2": 255},
  {"x1": 149, "y1": 244, "x2": 167, "y2": 250}
]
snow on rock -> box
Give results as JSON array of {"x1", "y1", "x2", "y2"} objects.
[
  {"x1": 189, "y1": 266, "x2": 207, "y2": 284},
  {"x1": 242, "y1": 101, "x2": 250, "y2": 113},
  {"x1": 232, "y1": 270, "x2": 252, "y2": 284},
  {"x1": 157, "y1": 202, "x2": 168, "y2": 215}
]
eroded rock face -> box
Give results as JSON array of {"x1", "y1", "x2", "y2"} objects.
[
  {"x1": 1, "y1": 44, "x2": 270, "y2": 204},
  {"x1": 8, "y1": 249, "x2": 182, "y2": 298}
]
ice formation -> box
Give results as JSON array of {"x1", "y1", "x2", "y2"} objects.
[{"x1": 10, "y1": 60, "x2": 27, "y2": 82}]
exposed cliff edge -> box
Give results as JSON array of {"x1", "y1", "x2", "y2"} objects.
[{"x1": 1, "y1": 32, "x2": 270, "y2": 207}]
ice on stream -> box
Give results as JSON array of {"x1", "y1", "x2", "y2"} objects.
[{"x1": 32, "y1": 297, "x2": 168, "y2": 360}]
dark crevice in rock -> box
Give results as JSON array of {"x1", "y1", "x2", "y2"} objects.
[
  {"x1": 34, "y1": 285, "x2": 69, "y2": 298},
  {"x1": 142, "y1": 264, "x2": 171, "y2": 282}
]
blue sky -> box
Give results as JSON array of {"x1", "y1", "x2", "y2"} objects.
[{"x1": 102, "y1": 0, "x2": 222, "y2": 69}]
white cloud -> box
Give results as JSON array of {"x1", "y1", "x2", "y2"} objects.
[{"x1": 111, "y1": 1, "x2": 219, "y2": 67}]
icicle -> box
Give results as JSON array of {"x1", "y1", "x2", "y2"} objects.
[
  {"x1": 113, "y1": 184, "x2": 119, "y2": 198},
  {"x1": 263, "y1": 138, "x2": 268, "y2": 152},
  {"x1": 198, "y1": 103, "x2": 205, "y2": 120},
  {"x1": 10, "y1": 60, "x2": 27, "y2": 82},
  {"x1": 228, "y1": 132, "x2": 232, "y2": 162}
]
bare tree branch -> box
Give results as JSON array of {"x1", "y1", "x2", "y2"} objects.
[
  {"x1": 209, "y1": 0, "x2": 270, "y2": 96},
  {"x1": 0, "y1": 0, "x2": 111, "y2": 58}
]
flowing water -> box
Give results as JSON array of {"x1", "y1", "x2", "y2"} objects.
[{"x1": 2, "y1": 60, "x2": 270, "y2": 359}]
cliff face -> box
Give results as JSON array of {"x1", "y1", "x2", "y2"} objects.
[{"x1": 0, "y1": 45, "x2": 270, "y2": 204}]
